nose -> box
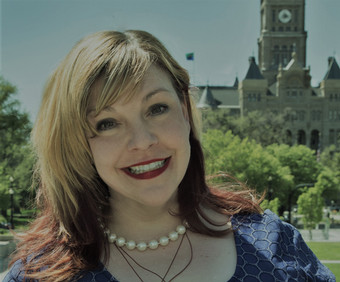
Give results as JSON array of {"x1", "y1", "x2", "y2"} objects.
[{"x1": 127, "y1": 121, "x2": 158, "y2": 151}]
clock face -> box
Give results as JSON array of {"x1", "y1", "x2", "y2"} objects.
[{"x1": 278, "y1": 9, "x2": 292, "y2": 23}]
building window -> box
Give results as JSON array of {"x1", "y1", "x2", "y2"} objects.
[
  {"x1": 247, "y1": 93, "x2": 261, "y2": 102},
  {"x1": 272, "y1": 9, "x2": 276, "y2": 22},
  {"x1": 329, "y1": 110, "x2": 334, "y2": 121},
  {"x1": 311, "y1": 130, "x2": 320, "y2": 151},
  {"x1": 313, "y1": 111, "x2": 322, "y2": 121},
  {"x1": 329, "y1": 129, "x2": 335, "y2": 144},
  {"x1": 286, "y1": 130, "x2": 293, "y2": 146},
  {"x1": 298, "y1": 130, "x2": 306, "y2": 145},
  {"x1": 279, "y1": 26, "x2": 284, "y2": 32},
  {"x1": 282, "y1": 45, "x2": 288, "y2": 65},
  {"x1": 257, "y1": 93, "x2": 261, "y2": 101},
  {"x1": 317, "y1": 111, "x2": 321, "y2": 120},
  {"x1": 297, "y1": 111, "x2": 305, "y2": 121},
  {"x1": 329, "y1": 110, "x2": 339, "y2": 121},
  {"x1": 330, "y1": 94, "x2": 333, "y2": 101},
  {"x1": 286, "y1": 26, "x2": 291, "y2": 32},
  {"x1": 290, "y1": 111, "x2": 298, "y2": 121}
]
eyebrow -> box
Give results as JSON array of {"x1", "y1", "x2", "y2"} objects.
[
  {"x1": 87, "y1": 87, "x2": 171, "y2": 116},
  {"x1": 143, "y1": 87, "x2": 171, "y2": 102}
]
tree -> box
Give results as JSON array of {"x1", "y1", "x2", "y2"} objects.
[
  {"x1": 320, "y1": 145, "x2": 340, "y2": 204},
  {"x1": 266, "y1": 144, "x2": 321, "y2": 185},
  {"x1": 201, "y1": 109, "x2": 239, "y2": 134},
  {"x1": 202, "y1": 129, "x2": 293, "y2": 207},
  {"x1": 297, "y1": 185, "x2": 324, "y2": 240},
  {"x1": 260, "y1": 197, "x2": 280, "y2": 215},
  {"x1": 201, "y1": 110, "x2": 290, "y2": 146},
  {"x1": 314, "y1": 167, "x2": 340, "y2": 206},
  {"x1": 266, "y1": 143, "x2": 322, "y2": 212},
  {"x1": 0, "y1": 76, "x2": 34, "y2": 217}
]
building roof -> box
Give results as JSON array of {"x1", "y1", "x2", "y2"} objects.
[
  {"x1": 233, "y1": 77, "x2": 239, "y2": 87},
  {"x1": 244, "y1": 57, "x2": 264, "y2": 79},
  {"x1": 197, "y1": 86, "x2": 240, "y2": 108},
  {"x1": 197, "y1": 86, "x2": 222, "y2": 109},
  {"x1": 324, "y1": 57, "x2": 340, "y2": 80},
  {"x1": 284, "y1": 52, "x2": 303, "y2": 71}
]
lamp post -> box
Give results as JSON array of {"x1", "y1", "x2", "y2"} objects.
[{"x1": 9, "y1": 176, "x2": 14, "y2": 229}]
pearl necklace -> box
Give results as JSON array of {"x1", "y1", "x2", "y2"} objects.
[{"x1": 105, "y1": 224, "x2": 187, "y2": 251}]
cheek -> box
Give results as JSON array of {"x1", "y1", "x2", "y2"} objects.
[
  {"x1": 162, "y1": 115, "x2": 190, "y2": 151},
  {"x1": 88, "y1": 137, "x2": 119, "y2": 168}
]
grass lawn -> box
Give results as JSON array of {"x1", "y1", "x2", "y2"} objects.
[
  {"x1": 306, "y1": 242, "x2": 340, "y2": 260},
  {"x1": 324, "y1": 264, "x2": 340, "y2": 280},
  {"x1": 307, "y1": 242, "x2": 340, "y2": 279}
]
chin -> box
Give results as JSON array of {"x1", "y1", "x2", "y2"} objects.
[{"x1": 137, "y1": 189, "x2": 178, "y2": 209}]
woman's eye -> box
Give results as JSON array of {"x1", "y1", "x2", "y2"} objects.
[
  {"x1": 149, "y1": 104, "x2": 169, "y2": 116},
  {"x1": 96, "y1": 119, "x2": 118, "y2": 131}
]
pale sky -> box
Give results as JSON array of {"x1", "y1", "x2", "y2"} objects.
[{"x1": 2, "y1": 0, "x2": 340, "y2": 122}]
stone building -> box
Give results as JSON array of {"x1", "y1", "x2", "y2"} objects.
[{"x1": 198, "y1": 0, "x2": 340, "y2": 151}]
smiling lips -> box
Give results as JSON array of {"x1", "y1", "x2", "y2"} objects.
[{"x1": 122, "y1": 157, "x2": 171, "y2": 180}]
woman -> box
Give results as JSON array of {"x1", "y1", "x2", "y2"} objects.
[{"x1": 5, "y1": 30, "x2": 334, "y2": 281}]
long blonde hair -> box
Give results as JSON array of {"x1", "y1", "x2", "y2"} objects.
[
  {"x1": 14, "y1": 30, "x2": 199, "y2": 281},
  {"x1": 12, "y1": 30, "x2": 260, "y2": 281}
]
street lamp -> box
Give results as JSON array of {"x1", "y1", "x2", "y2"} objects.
[{"x1": 9, "y1": 176, "x2": 14, "y2": 229}]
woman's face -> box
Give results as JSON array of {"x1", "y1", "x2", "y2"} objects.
[{"x1": 87, "y1": 65, "x2": 191, "y2": 209}]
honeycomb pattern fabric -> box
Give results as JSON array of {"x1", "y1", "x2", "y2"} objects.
[
  {"x1": 4, "y1": 210, "x2": 335, "y2": 281},
  {"x1": 229, "y1": 210, "x2": 335, "y2": 281}
]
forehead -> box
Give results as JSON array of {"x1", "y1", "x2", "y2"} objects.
[{"x1": 88, "y1": 65, "x2": 176, "y2": 113}]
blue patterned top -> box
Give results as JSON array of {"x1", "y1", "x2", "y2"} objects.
[{"x1": 4, "y1": 210, "x2": 335, "y2": 281}]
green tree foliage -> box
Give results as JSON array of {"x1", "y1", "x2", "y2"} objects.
[
  {"x1": 0, "y1": 76, "x2": 34, "y2": 216},
  {"x1": 314, "y1": 167, "x2": 339, "y2": 205},
  {"x1": 201, "y1": 110, "x2": 238, "y2": 133},
  {"x1": 320, "y1": 146, "x2": 340, "y2": 204},
  {"x1": 266, "y1": 144, "x2": 321, "y2": 185},
  {"x1": 321, "y1": 145, "x2": 340, "y2": 176},
  {"x1": 297, "y1": 185, "x2": 324, "y2": 239},
  {"x1": 202, "y1": 108, "x2": 340, "y2": 211},
  {"x1": 260, "y1": 197, "x2": 280, "y2": 215},
  {"x1": 202, "y1": 110, "x2": 289, "y2": 146},
  {"x1": 203, "y1": 129, "x2": 293, "y2": 206}
]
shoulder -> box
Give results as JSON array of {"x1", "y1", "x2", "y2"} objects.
[
  {"x1": 75, "y1": 263, "x2": 119, "y2": 282},
  {"x1": 232, "y1": 209, "x2": 296, "y2": 236},
  {"x1": 4, "y1": 260, "x2": 118, "y2": 282},
  {"x1": 3, "y1": 259, "x2": 29, "y2": 282},
  {"x1": 231, "y1": 209, "x2": 304, "y2": 258},
  {"x1": 231, "y1": 210, "x2": 335, "y2": 281}
]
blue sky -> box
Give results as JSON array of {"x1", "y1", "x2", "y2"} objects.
[{"x1": 2, "y1": 0, "x2": 340, "y2": 122}]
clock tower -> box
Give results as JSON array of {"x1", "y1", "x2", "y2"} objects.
[{"x1": 258, "y1": 0, "x2": 307, "y2": 85}]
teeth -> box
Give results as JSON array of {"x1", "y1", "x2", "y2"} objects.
[{"x1": 129, "y1": 160, "x2": 166, "y2": 175}]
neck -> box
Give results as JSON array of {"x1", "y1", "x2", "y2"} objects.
[{"x1": 108, "y1": 194, "x2": 181, "y2": 242}]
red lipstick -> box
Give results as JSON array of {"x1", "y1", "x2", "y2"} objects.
[{"x1": 122, "y1": 157, "x2": 171, "y2": 180}]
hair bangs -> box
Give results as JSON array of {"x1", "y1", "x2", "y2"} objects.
[
  {"x1": 85, "y1": 44, "x2": 155, "y2": 137},
  {"x1": 95, "y1": 45, "x2": 154, "y2": 114}
]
